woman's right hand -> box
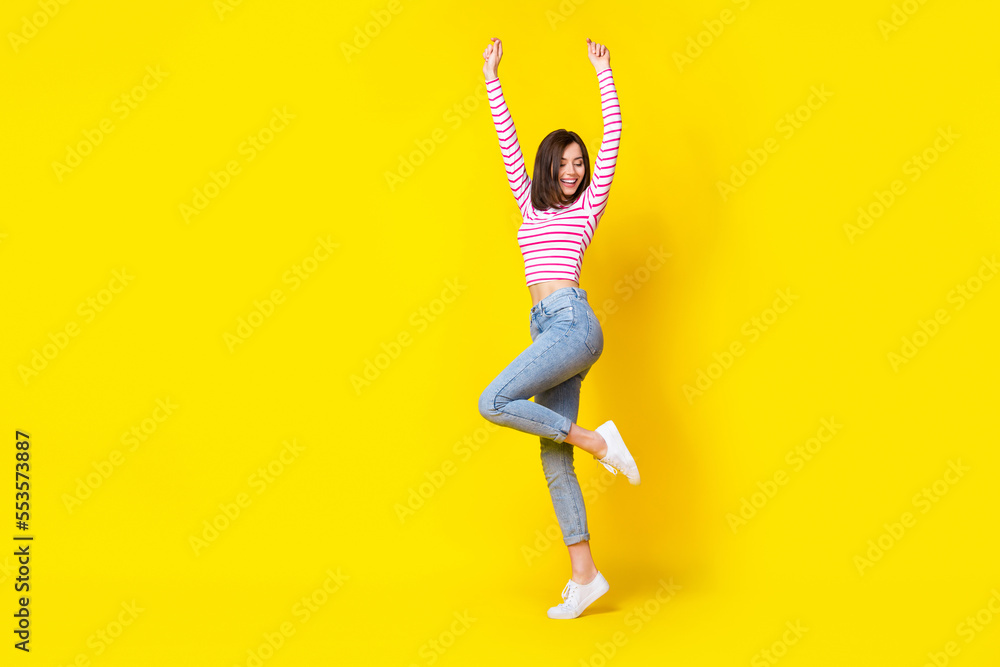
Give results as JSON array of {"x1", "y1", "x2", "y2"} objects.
[{"x1": 483, "y1": 37, "x2": 502, "y2": 80}]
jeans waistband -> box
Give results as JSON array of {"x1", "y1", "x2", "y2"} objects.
[{"x1": 530, "y1": 286, "x2": 588, "y2": 315}]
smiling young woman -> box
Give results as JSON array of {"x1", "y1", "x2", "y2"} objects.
[{"x1": 476, "y1": 36, "x2": 641, "y2": 621}]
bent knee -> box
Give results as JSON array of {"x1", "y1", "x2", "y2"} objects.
[{"x1": 477, "y1": 386, "x2": 501, "y2": 420}]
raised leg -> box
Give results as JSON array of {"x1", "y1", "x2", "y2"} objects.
[{"x1": 478, "y1": 323, "x2": 606, "y2": 449}]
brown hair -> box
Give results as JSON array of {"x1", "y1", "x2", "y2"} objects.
[{"x1": 531, "y1": 129, "x2": 591, "y2": 211}]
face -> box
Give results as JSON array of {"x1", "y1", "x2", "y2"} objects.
[{"x1": 557, "y1": 142, "x2": 584, "y2": 197}]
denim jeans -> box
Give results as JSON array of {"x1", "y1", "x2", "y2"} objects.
[{"x1": 477, "y1": 286, "x2": 604, "y2": 546}]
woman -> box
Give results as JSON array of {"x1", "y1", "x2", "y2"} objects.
[{"x1": 477, "y1": 36, "x2": 640, "y2": 620}]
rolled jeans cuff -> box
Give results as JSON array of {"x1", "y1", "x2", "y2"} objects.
[{"x1": 552, "y1": 415, "x2": 572, "y2": 443}]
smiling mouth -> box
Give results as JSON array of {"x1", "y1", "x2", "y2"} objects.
[{"x1": 561, "y1": 179, "x2": 578, "y2": 186}]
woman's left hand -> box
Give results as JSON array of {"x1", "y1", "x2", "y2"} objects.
[{"x1": 586, "y1": 37, "x2": 610, "y2": 71}]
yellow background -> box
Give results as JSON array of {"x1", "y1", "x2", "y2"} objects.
[{"x1": 2, "y1": 0, "x2": 998, "y2": 664}]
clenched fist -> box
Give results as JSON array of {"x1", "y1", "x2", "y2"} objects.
[
  {"x1": 586, "y1": 37, "x2": 610, "y2": 71},
  {"x1": 483, "y1": 37, "x2": 502, "y2": 80}
]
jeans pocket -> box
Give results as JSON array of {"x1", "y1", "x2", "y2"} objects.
[
  {"x1": 543, "y1": 300, "x2": 574, "y2": 317},
  {"x1": 583, "y1": 307, "x2": 603, "y2": 357}
]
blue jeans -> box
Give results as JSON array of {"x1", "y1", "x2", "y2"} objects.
[{"x1": 477, "y1": 287, "x2": 604, "y2": 546}]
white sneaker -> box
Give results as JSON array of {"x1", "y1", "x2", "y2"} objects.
[
  {"x1": 594, "y1": 420, "x2": 640, "y2": 485},
  {"x1": 547, "y1": 571, "x2": 610, "y2": 619}
]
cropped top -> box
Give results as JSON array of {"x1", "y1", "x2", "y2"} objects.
[{"x1": 486, "y1": 68, "x2": 621, "y2": 286}]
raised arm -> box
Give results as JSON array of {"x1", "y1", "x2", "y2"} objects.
[
  {"x1": 582, "y1": 67, "x2": 621, "y2": 215},
  {"x1": 485, "y1": 77, "x2": 532, "y2": 217},
  {"x1": 483, "y1": 38, "x2": 531, "y2": 217},
  {"x1": 582, "y1": 38, "x2": 621, "y2": 215}
]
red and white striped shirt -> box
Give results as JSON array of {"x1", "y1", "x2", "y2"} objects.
[{"x1": 486, "y1": 68, "x2": 621, "y2": 287}]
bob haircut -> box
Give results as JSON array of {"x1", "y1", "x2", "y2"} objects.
[{"x1": 531, "y1": 129, "x2": 591, "y2": 211}]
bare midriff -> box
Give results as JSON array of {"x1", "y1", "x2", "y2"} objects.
[{"x1": 529, "y1": 279, "x2": 579, "y2": 307}]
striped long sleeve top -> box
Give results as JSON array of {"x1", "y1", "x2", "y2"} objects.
[{"x1": 486, "y1": 68, "x2": 622, "y2": 286}]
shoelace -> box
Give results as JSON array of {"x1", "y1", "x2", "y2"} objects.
[
  {"x1": 558, "y1": 581, "x2": 580, "y2": 608},
  {"x1": 596, "y1": 435, "x2": 620, "y2": 476},
  {"x1": 597, "y1": 457, "x2": 619, "y2": 476},
  {"x1": 596, "y1": 448, "x2": 619, "y2": 476}
]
